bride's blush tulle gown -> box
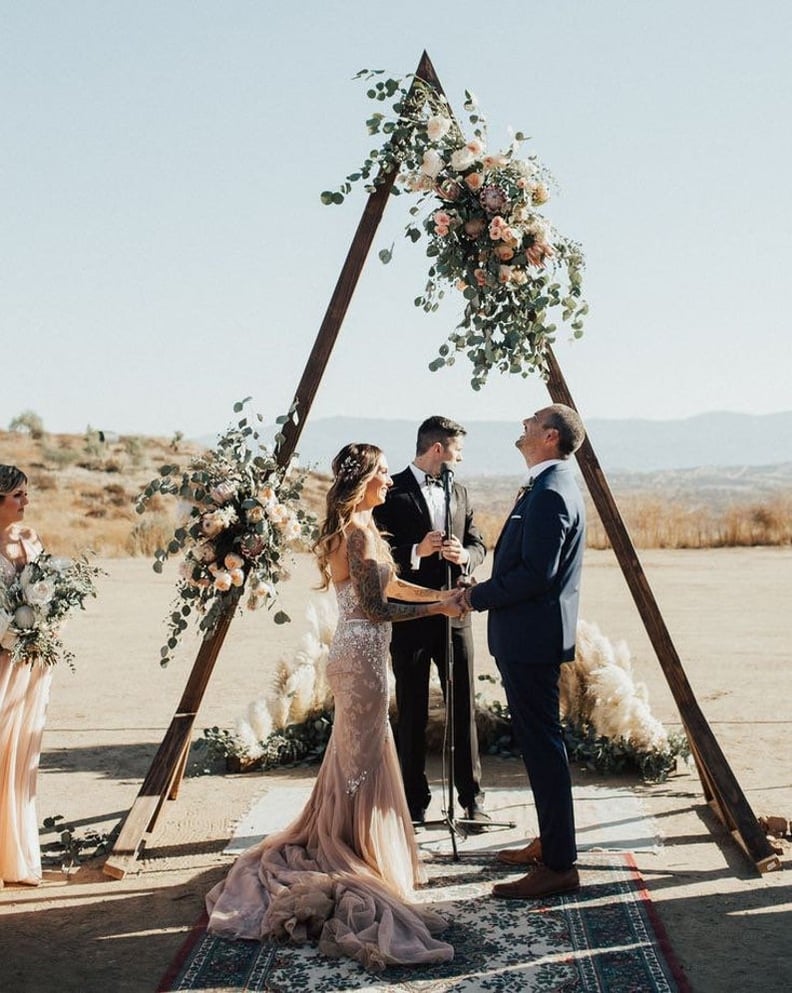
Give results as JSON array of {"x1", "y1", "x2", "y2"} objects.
[
  {"x1": 0, "y1": 534, "x2": 52, "y2": 886},
  {"x1": 206, "y1": 568, "x2": 453, "y2": 971}
]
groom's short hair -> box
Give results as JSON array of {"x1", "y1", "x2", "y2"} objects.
[
  {"x1": 416, "y1": 415, "x2": 466, "y2": 455},
  {"x1": 541, "y1": 404, "x2": 586, "y2": 456}
]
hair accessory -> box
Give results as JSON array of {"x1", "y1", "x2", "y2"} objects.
[{"x1": 337, "y1": 454, "x2": 361, "y2": 479}]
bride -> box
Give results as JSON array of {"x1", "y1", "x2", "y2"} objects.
[
  {"x1": 206, "y1": 443, "x2": 461, "y2": 970},
  {"x1": 0, "y1": 465, "x2": 50, "y2": 887}
]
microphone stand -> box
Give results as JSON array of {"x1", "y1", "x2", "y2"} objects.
[{"x1": 421, "y1": 465, "x2": 514, "y2": 859}]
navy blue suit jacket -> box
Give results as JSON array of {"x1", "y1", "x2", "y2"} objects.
[{"x1": 470, "y1": 462, "x2": 585, "y2": 665}]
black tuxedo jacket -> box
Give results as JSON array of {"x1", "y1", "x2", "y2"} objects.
[
  {"x1": 470, "y1": 462, "x2": 585, "y2": 665},
  {"x1": 373, "y1": 467, "x2": 486, "y2": 651}
]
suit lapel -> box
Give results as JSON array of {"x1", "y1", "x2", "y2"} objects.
[{"x1": 398, "y1": 468, "x2": 432, "y2": 531}]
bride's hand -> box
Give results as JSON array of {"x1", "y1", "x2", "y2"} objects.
[{"x1": 439, "y1": 598, "x2": 464, "y2": 619}]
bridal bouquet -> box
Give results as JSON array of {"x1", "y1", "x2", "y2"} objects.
[
  {"x1": 322, "y1": 70, "x2": 588, "y2": 389},
  {"x1": 0, "y1": 552, "x2": 103, "y2": 668},
  {"x1": 137, "y1": 399, "x2": 316, "y2": 666}
]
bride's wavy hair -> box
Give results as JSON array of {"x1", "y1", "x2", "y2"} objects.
[
  {"x1": 0, "y1": 465, "x2": 27, "y2": 498},
  {"x1": 314, "y1": 443, "x2": 392, "y2": 589}
]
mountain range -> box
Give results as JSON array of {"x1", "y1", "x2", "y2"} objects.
[{"x1": 279, "y1": 411, "x2": 792, "y2": 476}]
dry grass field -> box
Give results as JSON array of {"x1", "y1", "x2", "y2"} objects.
[{"x1": 1, "y1": 427, "x2": 790, "y2": 555}]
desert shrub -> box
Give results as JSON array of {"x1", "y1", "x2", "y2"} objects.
[
  {"x1": 9, "y1": 410, "x2": 45, "y2": 439},
  {"x1": 28, "y1": 470, "x2": 57, "y2": 492},
  {"x1": 103, "y1": 483, "x2": 129, "y2": 507},
  {"x1": 121, "y1": 435, "x2": 144, "y2": 466},
  {"x1": 126, "y1": 514, "x2": 173, "y2": 556},
  {"x1": 41, "y1": 447, "x2": 80, "y2": 469}
]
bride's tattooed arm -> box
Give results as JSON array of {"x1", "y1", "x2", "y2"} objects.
[{"x1": 347, "y1": 527, "x2": 452, "y2": 623}]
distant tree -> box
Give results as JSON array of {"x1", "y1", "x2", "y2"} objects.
[
  {"x1": 9, "y1": 410, "x2": 45, "y2": 440},
  {"x1": 170, "y1": 430, "x2": 184, "y2": 452}
]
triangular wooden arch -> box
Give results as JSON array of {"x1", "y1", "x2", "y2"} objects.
[{"x1": 104, "y1": 52, "x2": 781, "y2": 878}]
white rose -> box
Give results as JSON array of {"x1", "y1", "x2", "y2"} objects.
[
  {"x1": 213, "y1": 572, "x2": 233, "y2": 592},
  {"x1": 14, "y1": 605, "x2": 36, "y2": 629},
  {"x1": 48, "y1": 557, "x2": 73, "y2": 573},
  {"x1": 420, "y1": 149, "x2": 444, "y2": 179},
  {"x1": 426, "y1": 115, "x2": 451, "y2": 141},
  {"x1": 229, "y1": 568, "x2": 245, "y2": 587},
  {"x1": 25, "y1": 580, "x2": 56, "y2": 608},
  {"x1": 450, "y1": 147, "x2": 476, "y2": 171},
  {"x1": 224, "y1": 553, "x2": 245, "y2": 570}
]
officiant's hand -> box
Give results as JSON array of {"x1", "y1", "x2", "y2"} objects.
[
  {"x1": 440, "y1": 535, "x2": 469, "y2": 566},
  {"x1": 417, "y1": 530, "x2": 445, "y2": 557}
]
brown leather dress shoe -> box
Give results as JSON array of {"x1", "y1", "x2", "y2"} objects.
[
  {"x1": 496, "y1": 836, "x2": 543, "y2": 866},
  {"x1": 491, "y1": 865, "x2": 580, "y2": 900}
]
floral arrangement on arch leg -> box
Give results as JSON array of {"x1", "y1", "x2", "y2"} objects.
[
  {"x1": 136, "y1": 399, "x2": 317, "y2": 667},
  {"x1": 0, "y1": 552, "x2": 103, "y2": 669},
  {"x1": 322, "y1": 70, "x2": 588, "y2": 390}
]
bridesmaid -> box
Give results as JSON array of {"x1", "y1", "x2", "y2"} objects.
[{"x1": 0, "y1": 465, "x2": 51, "y2": 886}]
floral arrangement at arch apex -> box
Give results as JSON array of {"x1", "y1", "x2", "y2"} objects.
[
  {"x1": 137, "y1": 400, "x2": 316, "y2": 667},
  {"x1": 322, "y1": 71, "x2": 588, "y2": 390}
]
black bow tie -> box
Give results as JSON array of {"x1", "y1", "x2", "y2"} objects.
[{"x1": 425, "y1": 474, "x2": 443, "y2": 488}]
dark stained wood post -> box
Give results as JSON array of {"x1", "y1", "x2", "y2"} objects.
[
  {"x1": 104, "y1": 52, "x2": 444, "y2": 879},
  {"x1": 543, "y1": 346, "x2": 781, "y2": 872}
]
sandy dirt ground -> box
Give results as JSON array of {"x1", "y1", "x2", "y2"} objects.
[{"x1": 1, "y1": 547, "x2": 791, "y2": 993}]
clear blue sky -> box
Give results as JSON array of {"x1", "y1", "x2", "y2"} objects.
[{"x1": 3, "y1": 1, "x2": 790, "y2": 439}]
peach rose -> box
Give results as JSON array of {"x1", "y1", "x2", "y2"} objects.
[
  {"x1": 498, "y1": 265, "x2": 514, "y2": 284},
  {"x1": 488, "y1": 216, "x2": 506, "y2": 240},
  {"x1": 494, "y1": 243, "x2": 514, "y2": 261},
  {"x1": 473, "y1": 268, "x2": 487, "y2": 287},
  {"x1": 213, "y1": 571, "x2": 233, "y2": 592},
  {"x1": 433, "y1": 210, "x2": 452, "y2": 235},
  {"x1": 224, "y1": 552, "x2": 245, "y2": 570},
  {"x1": 465, "y1": 172, "x2": 484, "y2": 191}
]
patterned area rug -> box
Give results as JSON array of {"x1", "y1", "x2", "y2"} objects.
[{"x1": 159, "y1": 853, "x2": 688, "y2": 992}]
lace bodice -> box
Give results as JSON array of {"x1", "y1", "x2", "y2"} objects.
[{"x1": 333, "y1": 562, "x2": 393, "y2": 622}]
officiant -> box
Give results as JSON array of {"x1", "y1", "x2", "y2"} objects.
[{"x1": 373, "y1": 415, "x2": 487, "y2": 826}]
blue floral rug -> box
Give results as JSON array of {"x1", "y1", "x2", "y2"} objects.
[{"x1": 159, "y1": 853, "x2": 689, "y2": 992}]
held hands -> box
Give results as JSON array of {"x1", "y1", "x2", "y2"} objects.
[{"x1": 438, "y1": 596, "x2": 464, "y2": 619}]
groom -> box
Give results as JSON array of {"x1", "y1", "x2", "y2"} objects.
[
  {"x1": 374, "y1": 415, "x2": 487, "y2": 826},
  {"x1": 457, "y1": 404, "x2": 586, "y2": 898}
]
